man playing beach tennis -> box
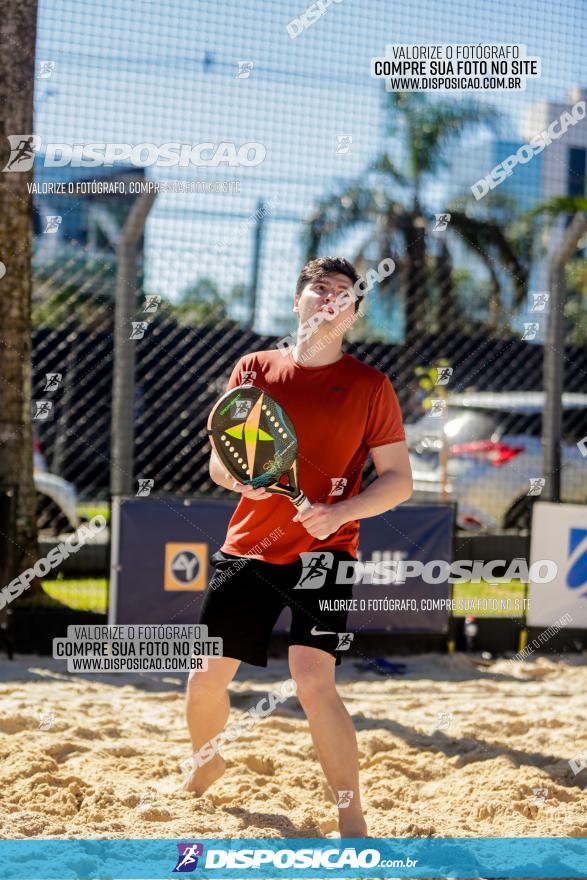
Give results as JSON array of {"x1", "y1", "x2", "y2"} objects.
[{"x1": 183, "y1": 257, "x2": 412, "y2": 838}]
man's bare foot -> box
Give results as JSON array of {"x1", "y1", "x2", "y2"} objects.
[
  {"x1": 338, "y1": 810, "x2": 368, "y2": 838},
  {"x1": 181, "y1": 754, "x2": 226, "y2": 795}
]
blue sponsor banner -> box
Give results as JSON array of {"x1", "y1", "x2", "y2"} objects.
[
  {"x1": 111, "y1": 498, "x2": 454, "y2": 634},
  {"x1": 0, "y1": 837, "x2": 586, "y2": 878},
  {"x1": 349, "y1": 502, "x2": 454, "y2": 633}
]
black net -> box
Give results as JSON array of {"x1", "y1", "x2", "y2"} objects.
[{"x1": 30, "y1": 0, "x2": 587, "y2": 535}]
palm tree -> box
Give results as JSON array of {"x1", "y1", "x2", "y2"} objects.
[
  {"x1": 447, "y1": 193, "x2": 533, "y2": 332},
  {"x1": 0, "y1": 0, "x2": 41, "y2": 599},
  {"x1": 176, "y1": 277, "x2": 228, "y2": 324},
  {"x1": 304, "y1": 91, "x2": 528, "y2": 342},
  {"x1": 528, "y1": 195, "x2": 587, "y2": 344},
  {"x1": 565, "y1": 258, "x2": 587, "y2": 344}
]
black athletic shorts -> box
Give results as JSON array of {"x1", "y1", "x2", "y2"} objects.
[{"x1": 198, "y1": 549, "x2": 356, "y2": 667}]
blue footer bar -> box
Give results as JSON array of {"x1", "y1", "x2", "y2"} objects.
[{"x1": 0, "y1": 838, "x2": 586, "y2": 879}]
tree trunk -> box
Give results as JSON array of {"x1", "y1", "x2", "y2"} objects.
[
  {"x1": 0, "y1": 0, "x2": 41, "y2": 601},
  {"x1": 488, "y1": 268, "x2": 501, "y2": 333}
]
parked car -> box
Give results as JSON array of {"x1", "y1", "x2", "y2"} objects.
[
  {"x1": 33, "y1": 432, "x2": 80, "y2": 534},
  {"x1": 406, "y1": 392, "x2": 587, "y2": 529}
]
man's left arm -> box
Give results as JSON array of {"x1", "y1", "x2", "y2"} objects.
[{"x1": 295, "y1": 441, "x2": 413, "y2": 539}]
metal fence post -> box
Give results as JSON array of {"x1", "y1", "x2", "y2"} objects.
[
  {"x1": 246, "y1": 199, "x2": 266, "y2": 328},
  {"x1": 110, "y1": 191, "x2": 157, "y2": 497}
]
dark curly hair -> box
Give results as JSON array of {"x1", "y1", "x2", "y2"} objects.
[{"x1": 295, "y1": 256, "x2": 362, "y2": 312}]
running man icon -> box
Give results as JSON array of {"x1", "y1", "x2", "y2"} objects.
[
  {"x1": 5, "y1": 136, "x2": 38, "y2": 172},
  {"x1": 295, "y1": 552, "x2": 334, "y2": 589},
  {"x1": 173, "y1": 843, "x2": 204, "y2": 873}
]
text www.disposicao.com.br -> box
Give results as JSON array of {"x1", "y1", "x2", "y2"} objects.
[{"x1": 69, "y1": 657, "x2": 202, "y2": 671}]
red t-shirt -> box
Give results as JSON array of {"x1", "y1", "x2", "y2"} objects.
[{"x1": 220, "y1": 348, "x2": 405, "y2": 563}]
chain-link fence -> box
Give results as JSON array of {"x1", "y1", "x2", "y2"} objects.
[
  {"x1": 28, "y1": 0, "x2": 587, "y2": 547},
  {"x1": 32, "y1": 231, "x2": 587, "y2": 535}
]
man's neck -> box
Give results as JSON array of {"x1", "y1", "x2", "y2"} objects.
[{"x1": 292, "y1": 332, "x2": 344, "y2": 368}]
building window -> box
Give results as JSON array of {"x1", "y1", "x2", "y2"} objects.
[{"x1": 568, "y1": 147, "x2": 586, "y2": 197}]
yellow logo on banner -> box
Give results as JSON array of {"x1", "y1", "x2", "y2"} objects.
[{"x1": 164, "y1": 543, "x2": 207, "y2": 591}]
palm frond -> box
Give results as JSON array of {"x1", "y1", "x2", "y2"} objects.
[
  {"x1": 368, "y1": 153, "x2": 409, "y2": 187},
  {"x1": 303, "y1": 183, "x2": 402, "y2": 259},
  {"x1": 448, "y1": 210, "x2": 528, "y2": 308},
  {"x1": 527, "y1": 195, "x2": 587, "y2": 218},
  {"x1": 384, "y1": 92, "x2": 499, "y2": 178}
]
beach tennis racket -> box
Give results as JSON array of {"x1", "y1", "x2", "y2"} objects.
[{"x1": 207, "y1": 384, "x2": 328, "y2": 540}]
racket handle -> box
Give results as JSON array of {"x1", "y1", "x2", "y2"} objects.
[{"x1": 295, "y1": 495, "x2": 328, "y2": 541}]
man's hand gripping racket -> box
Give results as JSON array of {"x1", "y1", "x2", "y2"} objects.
[{"x1": 208, "y1": 385, "x2": 329, "y2": 540}]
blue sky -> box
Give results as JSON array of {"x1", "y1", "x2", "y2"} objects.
[{"x1": 34, "y1": 0, "x2": 587, "y2": 333}]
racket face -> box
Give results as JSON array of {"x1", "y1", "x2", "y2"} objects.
[{"x1": 208, "y1": 385, "x2": 301, "y2": 498}]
